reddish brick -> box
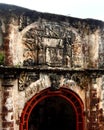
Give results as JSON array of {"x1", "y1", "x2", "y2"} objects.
[{"x1": 2, "y1": 121, "x2": 14, "y2": 128}]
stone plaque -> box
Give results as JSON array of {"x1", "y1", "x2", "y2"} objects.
[{"x1": 46, "y1": 47, "x2": 63, "y2": 66}]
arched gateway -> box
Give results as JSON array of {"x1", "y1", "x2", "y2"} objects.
[
  {"x1": 20, "y1": 88, "x2": 84, "y2": 130},
  {"x1": 0, "y1": 4, "x2": 104, "y2": 130}
]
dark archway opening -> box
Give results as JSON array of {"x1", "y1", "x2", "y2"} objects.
[{"x1": 28, "y1": 96, "x2": 76, "y2": 130}]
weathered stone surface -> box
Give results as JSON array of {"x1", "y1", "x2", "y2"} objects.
[
  {"x1": 0, "y1": 3, "x2": 104, "y2": 130},
  {"x1": 0, "y1": 4, "x2": 104, "y2": 69},
  {"x1": 2, "y1": 121, "x2": 14, "y2": 128}
]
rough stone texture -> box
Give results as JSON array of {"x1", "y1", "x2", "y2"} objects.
[
  {"x1": 0, "y1": 3, "x2": 104, "y2": 130},
  {"x1": 0, "y1": 4, "x2": 104, "y2": 68}
]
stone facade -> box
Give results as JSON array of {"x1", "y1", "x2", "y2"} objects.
[{"x1": 0, "y1": 3, "x2": 104, "y2": 130}]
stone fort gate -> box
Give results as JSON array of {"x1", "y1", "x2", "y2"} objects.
[{"x1": 0, "y1": 4, "x2": 104, "y2": 130}]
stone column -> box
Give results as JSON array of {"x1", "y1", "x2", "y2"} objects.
[
  {"x1": 89, "y1": 76, "x2": 100, "y2": 130},
  {"x1": 2, "y1": 75, "x2": 14, "y2": 130}
]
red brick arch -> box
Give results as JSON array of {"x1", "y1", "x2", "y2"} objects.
[{"x1": 20, "y1": 88, "x2": 85, "y2": 130}]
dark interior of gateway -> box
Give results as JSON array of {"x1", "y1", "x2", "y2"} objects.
[{"x1": 28, "y1": 96, "x2": 76, "y2": 130}]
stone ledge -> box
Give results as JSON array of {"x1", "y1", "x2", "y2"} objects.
[{"x1": 0, "y1": 65, "x2": 104, "y2": 72}]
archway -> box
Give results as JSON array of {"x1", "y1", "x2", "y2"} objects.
[
  {"x1": 20, "y1": 88, "x2": 85, "y2": 130},
  {"x1": 28, "y1": 96, "x2": 76, "y2": 130}
]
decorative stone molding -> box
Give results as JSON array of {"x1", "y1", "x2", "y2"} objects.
[
  {"x1": 63, "y1": 72, "x2": 89, "y2": 90},
  {"x1": 49, "y1": 73, "x2": 60, "y2": 90},
  {"x1": 18, "y1": 72, "x2": 39, "y2": 91}
]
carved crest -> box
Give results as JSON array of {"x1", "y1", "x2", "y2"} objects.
[
  {"x1": 49, "y1": 73, "x2": 60, "y2": 90},
  {"x1": 18, "y1": 72, "x2": 39, "y2": 91}
]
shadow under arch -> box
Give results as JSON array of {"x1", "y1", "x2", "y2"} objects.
[{"x1": 20, "y1": 87, "x2": 85, "y2": 130}]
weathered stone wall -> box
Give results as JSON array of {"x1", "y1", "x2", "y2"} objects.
[
  {"x1": 0, "y1": 4, "x2": 104, "y2": 69},
  {"x1": 6, "y1": 16, "x2": 103, "y2": 69},
  {"x1": 0, "y1": 3, "x2": 104, "y2": 130}
]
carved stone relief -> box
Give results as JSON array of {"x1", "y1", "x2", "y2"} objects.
[
  {"x1": 18, "y1": 72, "x2": 39, "y2": 91},
  {"x1": 62, "y1": 73, "x2": 89, "y2": 90},
  {"x1": 25, "y1": 74, "x2": 50, "y2": 99},
  {"x1": 72, "y1": 40, "x2": 83, "y2": 68},
  {"x1": 22, "y1": 28, "x2": 38, "y2": 66},
  {"x1": 22, "y1": 20, "x2": 84, "y2": 68},
  {"x1": 38, "y1": 46, "x2": 46, "y2": 65},
  {"x1": 46, "y1": 47, "x2": 63, "y2": 66},
  {"x1": 20, "y1": 18, "x2": 104, "y2": 69},
  {"x1": 1, "y1": 5, "x2": 104, "y2": 130},
  {"x1": 49, "y1": 73, "x2": 61, "y2": 90}
]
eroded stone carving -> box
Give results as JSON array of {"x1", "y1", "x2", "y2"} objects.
[
  {"x1": 25, "y1": 74, "x2": 50, "y2": 99},
  {"x1": 22, "y1": 21, "x2": 82, "y2": 68},
  {"x1": 38, "y1": 46, "x2": 46, "y2": 65},
  {"x1": 46, "y1": 47, "x2": 63, "y2": 66},
  {"x1": 18, "y1": 72, "x2": 39, "y2": 91},
  {"x1": 49, "y1": 73, "x2": 60, "y2": 90},
  {"x1": 1, "y1": 4, "x2": 104, "y2": 130},
  {"x1": 62, "y1": 73, "x2": 89, "y2": 90}
]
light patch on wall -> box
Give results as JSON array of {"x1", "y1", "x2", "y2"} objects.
[
  {"x1": 5, "y1": 112, "x2": 13, "y2": 121},
  {"x1": 5, "y1": 97, "x2": 13, "y2": 111}
]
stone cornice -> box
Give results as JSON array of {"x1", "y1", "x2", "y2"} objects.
[{"x1": 0, "y1": 66, "x2": 104, "y2": 73}]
